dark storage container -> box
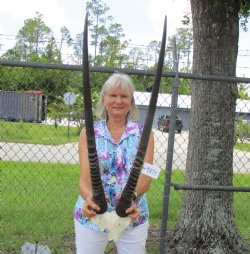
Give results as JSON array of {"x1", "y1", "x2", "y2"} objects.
[{"x1": 0, "y1": 90, "x2": 47, "y2": 122}]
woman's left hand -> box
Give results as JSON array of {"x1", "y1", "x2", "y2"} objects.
[{"x1": 125, "y1": 203, "x2": 140, "y2": 220}]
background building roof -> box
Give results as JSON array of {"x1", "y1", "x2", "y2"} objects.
[{"x1": 134, "y1": 91, "x2": 250, "y2": 114}]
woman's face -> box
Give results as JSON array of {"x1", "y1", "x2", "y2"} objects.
[{"x1": 104, "y1": 86, "x2": 132, "y2": 119}]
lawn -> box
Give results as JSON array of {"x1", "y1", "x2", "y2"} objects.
[
  {"x1": 1, "y1": 161, "x2": 249, "y2": 253},
  {"x1": 1, "y1": 161, "x2": 79, "y2": 253},
  {"x1": 235, "y1": 142, "x2": 250, "y2": 152},
  {"x1": 0, "y1": 120, "x2": 79, "y2": 145}
]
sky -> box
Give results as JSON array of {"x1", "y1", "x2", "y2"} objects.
[{"x1": 0, "y1": 0, "x2": 249, "y2": 78}]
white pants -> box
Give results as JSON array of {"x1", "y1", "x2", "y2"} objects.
[{"x1": 74, "y1": 219, "x2": 149, "y2": 254}]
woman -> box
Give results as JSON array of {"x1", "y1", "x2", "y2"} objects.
[{"x1": 73, "y1": 73, "x2": 154, "y2": 254}]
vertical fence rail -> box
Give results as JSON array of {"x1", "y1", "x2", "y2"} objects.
[{"x1": 159, "y1": 38, "x2": 180, "y2": 254}]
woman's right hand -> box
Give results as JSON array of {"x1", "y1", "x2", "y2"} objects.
[{"x1": 82, "y1": 195, "x2": 100, "y2": 219}]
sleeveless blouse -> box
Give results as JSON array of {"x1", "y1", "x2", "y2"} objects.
[{"x1": 73, "y1": 119, "x2": 149, "y2": 232}]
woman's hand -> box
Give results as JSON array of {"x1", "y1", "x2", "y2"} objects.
[
  {"x1": 125, "y1": 202, "x2": 140, "y2": 220},
  {"x1": 82, "y1": 195, "x2": 100, "y2": 219}
]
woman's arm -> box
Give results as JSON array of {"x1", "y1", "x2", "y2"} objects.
[
  {"x1": 78, "y1": 129, "x2": 100, "y2": 217},
  {"x1": 135, "y1": 129, "x2": 155, "y2": 197},
  {"x1": 125, "y1": 130, "x2": 154, "y2": 219}
]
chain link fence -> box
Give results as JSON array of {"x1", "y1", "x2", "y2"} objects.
[{"x1": 0, "y1": 62, "x2": 250, "y2": 254}]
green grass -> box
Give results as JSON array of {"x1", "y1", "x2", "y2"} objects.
[
  {"x1": 235, "y1": 142, "x2": 250, "y2": 152},
  {"x1": 1, "y1": 161, "x2": 79, "y2": 253},
  {"x1": 148, "y1": 170, "x2": 185, "y2": 228},
  {"x1": 1, "y1": 161, "x2": 249, "y2": 253},
  {"x1": 0, "y1": 120, "x2": 79, "y2": 145},
  {"x1": 148, "y1": 170, "x2": 250, "y2": 237}
]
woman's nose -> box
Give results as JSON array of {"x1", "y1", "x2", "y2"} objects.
[{"x1": 115, "y1": 96, "x2": 122, "y2": 103}]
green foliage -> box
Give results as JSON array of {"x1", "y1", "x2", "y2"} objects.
[
  {"x1": 126, "y1": 47, "x2": 148, "y2": 70},
  {"x1": 89, "y1": 71, "x2": 110, "y2": 92},
  {"x1": 42, "y1": 36, "x2": 61, "y2": 63},
  {"x1": 178, "y1": 78, "x2": 191, "y2": 95},
  {"x1": 72, "y1": 33, "x2": 83, "y2": 65},
  {"x1": 85, "y1": 0, "x2": 132, "y2": 69},
  {"x1": 47, "y1": 96, "x2": 67, "y2": 128},
  {"x1": 0, "y1": 0, "x2": 194, "y2": 96},
  {"x1": 132, "y1": 74, "x2": 154, "y2": 92},
  {"x1": 166, "y1": 27, "x2": 193, "y2": 72},
  {"x1": 59, "y1": 26, "x2": 73, "y2": 53},
  {"x1": 15, "y1": 12, "x2": 52, "y2": 61},
  {"x1": 0, "y1": 12, "x2": 73, "y2": 64},
  {"x1": 239, "y1": 0, "x2": 250, "y2": 31},
  {"x1": 69, "y1": 94, "x2": 85, "y2": 134},
  {"x1": 0, "y1": 66, "x2": 80, "y2": 103},
  {"x1": 235, "y1": 118, "x2": 250, "y2": 143},
  {"x1": 238, "y1": 83, "x2": 250, "y2": 99},
  {"x1": 97, "y1": 34, "x2": 129, "y2": 67}
]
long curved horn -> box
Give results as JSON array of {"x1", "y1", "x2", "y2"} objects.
[
  {"x1": 82, "y1": 12, "x2": 107, "y2": 214},
  {"x1": 116, "y1": 17, "x2": 167, "y2": 217}
]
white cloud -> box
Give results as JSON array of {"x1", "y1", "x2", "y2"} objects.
[
  {"x1": 147, "y1": 0, "x2": 190, "y2": 37},
  {"x1": 0, "y1": 23, "x2": 4, "y2": 34},
  {"x1": 0, "y1": 0, "x2": 67, "y2": 38}
]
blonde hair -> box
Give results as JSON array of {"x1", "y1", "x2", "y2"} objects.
[{"x1": 95, "y1": 73, "x2": 140, "y2": 120}]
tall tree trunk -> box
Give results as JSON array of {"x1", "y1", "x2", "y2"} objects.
[{"x1": 170, "y1": 1, "x2": 250, "y2": 253}]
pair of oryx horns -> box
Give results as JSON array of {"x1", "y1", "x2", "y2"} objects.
[{"x1": 82, "y1": 13, "x2": 167, "y2": 217}]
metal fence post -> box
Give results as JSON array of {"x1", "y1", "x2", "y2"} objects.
[{"x1": 159, "y1": 38, "x2": 180, "y2": 254}]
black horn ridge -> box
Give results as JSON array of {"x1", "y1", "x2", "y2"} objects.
[
  {"x1": 82, "y1": 13, "x2": 107, "y2": 214},
  {"x1": 116, "y1": 17, "x2": 167, "y2": 217}
]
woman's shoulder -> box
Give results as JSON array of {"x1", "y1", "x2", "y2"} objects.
[
  {"x1": 126, "y1": 120, "x2": 144, "y2": 136},
  {"x1": 80, "y1": 119, "x2": 105, "y2": 135},
  {"x1": 94, "y1": 118, "x2": 105, "y2": 126},
  {"x1": 127, "y1": 119, "x2": 143, "y2": 128},
  {"x1": 94, "y1": 119, "x2": 106, "y2": 137}
]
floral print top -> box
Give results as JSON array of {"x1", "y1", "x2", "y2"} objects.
[{"x1": 73, "y1": 119, "x2": 149, "y2": 232}]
